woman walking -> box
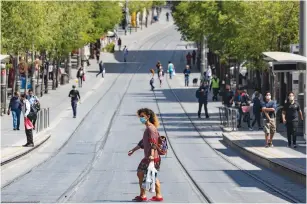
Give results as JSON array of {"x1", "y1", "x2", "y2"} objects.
[
  {"x1": 76, "y1": 67, "x2": 84, "y2": 88},
  {"x1": 128, "y1": 108, "x2": 163, "y2": 202}
]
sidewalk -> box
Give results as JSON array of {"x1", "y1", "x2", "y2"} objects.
[
  {"x1": 0, "y1": 58, "x2": 102, "y2": 163},
  {"x1": 223, "y1": 131, "x2": 306, "y2": 185},
  {"x1": 173, "y1": 45, "x2": 306, "y2": 185}
]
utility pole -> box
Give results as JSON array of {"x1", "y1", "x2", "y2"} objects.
[
  {"x1": 201, "y1": 36, "x2": 208, "y2": 82},
  {"x1": 299, "y1": 0, "x2": 306, "y2": 139},
  {"x1": 125, "y1": 0, "x2": 128, "y2": 35}
]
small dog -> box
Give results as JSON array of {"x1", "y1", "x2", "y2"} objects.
[{"x1": 192, "y1": 78, "x2": 198, "y2": 86}]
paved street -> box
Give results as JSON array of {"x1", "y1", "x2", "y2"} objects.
[{"x1": 1, "y1": 17, "x2": 305, "y2": 203}]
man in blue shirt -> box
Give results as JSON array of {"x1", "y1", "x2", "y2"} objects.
[
  {"x1": 183, "y1": 65, "x2": 191, "y2": 87},
  {"x1": 261, "y1": 91, "x2": 277, "y2": 147},
  {"x1": 8, "y1": 91, "x2": 22, "y2": 130}
]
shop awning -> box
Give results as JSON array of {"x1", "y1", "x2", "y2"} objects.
[
  {"x1": 0, "y1": 54, "x2": 10, "y2": 61},
  {"x1": 262, "y1": 51, "x2": 307, "y2": 64}
]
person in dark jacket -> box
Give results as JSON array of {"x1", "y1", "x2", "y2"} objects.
[
  {"x1": 282, "y1": 91, "x2": 304, "y2": 148},
  {"x1": 196, "y1": 81, "x2": 209, "y2": 118},
  {"x1": 222, "y1": 84, "x2": 234, "y2": 107},
  {"x1": 251, "y1": 91, "x2": 262, "y2": 130},
  {"x1": 68, "y1": 85, "x2": 81, "y2": 118},
  {"x1": 96, "y1": 61, "x2": 105, "y2": 78},
  {"x1": 192, "y1": 50, "x2": 196, "y2": 65},
  {"x1": 76, "y1": 67, "x2": 84, "y2": 87},
  {"x1": 238, "y1": 89, "x2": 252, "y2": 130},
  {"x1": 8, "y1": 91, "x2": 22, "y2": 130}
]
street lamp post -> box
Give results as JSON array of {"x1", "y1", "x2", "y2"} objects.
[
  {"x1": 299, "y1": 0, "x2": 306, "y2": 139},
  {"x1": 125, "y1": 0, "x2": 128, "y2": 35}
]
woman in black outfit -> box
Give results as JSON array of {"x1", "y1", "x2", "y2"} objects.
[
  {"x1": 282, "y1": 92, "x2": 304, "y2": 148},
  {"x1": 252, "y1": 91, "x2": 262, "y2": 130}
]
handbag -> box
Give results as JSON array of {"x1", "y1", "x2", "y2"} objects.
[
  {"x1": 25, "y1": 117, "x2": 34, "y2": 130},
  {"x1": 82, "y1": 75, "x2": 85, "y2": 81}
]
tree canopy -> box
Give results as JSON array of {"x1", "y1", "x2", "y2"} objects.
[
  {"x1": 1, "y1": 1, "x2": 123, "y2": 58},
  {"x1": 172, "y1": 1, "x2": 299, "y2": 68}
]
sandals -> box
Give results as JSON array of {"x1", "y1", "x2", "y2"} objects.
[
  {"x1": 132, "y1": 196, "x2": 147, "y2": 202},
  {"x1": 150, "y1": 196, "x2": 164, "y2": 202}
]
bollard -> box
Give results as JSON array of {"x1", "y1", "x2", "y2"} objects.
[
  {"x1": 47, "y1": 107, "x2": 50, "y2": 127},
  {"x1": 36, "y1": 111, "x2": 40, "y2": 133}
]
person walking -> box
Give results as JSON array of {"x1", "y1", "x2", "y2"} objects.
[
  {"x1": 76, "y1": 67, "x2": 84, "y2": 88},
  {"x1": 186, "y1": 52, "x2": 192, "y2": 67},
  {"x1": 282, "y1": 92, "x2": 304, "y2": 148},
  {"x1": 238, "y1": 89, "x2": 252, "y2": 130},
  {"x1": 123, "y1": 46, "x2": 128, "y2": 62},
  {"x1": 27, "y1": 89, "x2": 40, "y2": 130},
  {"x1": 158, "y1": 66, "x2": 164, "y2": 87},
  {"x1": 96, "y1": 49, "x2": 100, "y2": 63},
  {"x1": 128, "y1": 108, "x2": 163, "y2": 202},
  {"x1": 222, "y1": 84, "x2": 234, "y2": 107},
  {"x1": 20, "y1": 94, "x2": 34, "y2": 147},
  {"x1": 166, "y1": 12, "x2": 169, "y2": 21},
  {"x1": 149, "y1": 69, "x2": 155, "y2": 91},
  {"x1": 251, "y1": 91, "x2": 262, "y2": 130},
  {"x1": 117, "y1": 38, "x2": 122, "y2": 51},
  {"x1": 96, "y1": 61, "x2": 105, "y2": 78},
  {"x1": 183, "y1": 65, "x2": 191, "y2": 87},
  {"x1": 192, "y1": 50, "x2": 196, "y2": 66},
  {"x1": 7, "y1": 91, "x2": 22, "y2": 130},
  {"x1": 196, "y1": 81, "x2": 210, "y2": 118},
  {"x1": 156, "y1": 61, "x2": 161, "y2": 78},
  {"x1": 210, "y1": 75, "x2": 220, "y2": 101},
  {"x1": 261, "y1": 91, "x2": 277, "y2": 147},
  {"x1": 167, "y1": 61, "x2": 174, "y2": 79},
  {"x1": 68, "y1": 85, "x2": 81, "y2": 118}
]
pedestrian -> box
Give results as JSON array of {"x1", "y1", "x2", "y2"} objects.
[
  {"x1": 158, "y1": 66, "x2": 164, "y2": 87},
  {"x1": 123, "y1": 46, "x2": 128, "y2": 62},
  {"x1": 282, "y1": 91, "x2": 304, "y2": 148},
  {"x1": 252, "y1": 88, "x2": 263, "y2": 102},
  {"x1": 96, "y1": 50, "x2": 100, "y2": 63},
  {"x1": 167, "y1": 61, "x2": 174, "y2": 79},
  {"x1": 27, "y1": 89, "x2": 40, "y2": 130},
  {"x1": 7, "y1": 91, "x2": 22, "y2": 130},
  {"x1": 210, "y1": 75, "x2": 220, "y2": 101},
  {"x1": 117, "y1": 38, "x2": 122, "y2": 51},
  {"x1": 149, "y1": 69, "x2": 155, "y2": 91},
  {"x1": 261, "y1": 91, "x2": 277, "y2": 147},
  {"x1": 186, "y1": 52, "x2": 192, "y2": 67},
  {"x1": 20, "y1": 93, "x2": 34, "y2": 147},
  {"x1": 238, "y1": 89, "x2": 252, "y2": 130},
  {"x1": 156, "y1": 61, "x2": 161, "y2": 78},
  {"x1": 68, "y1": 85, "x2": 81, "y2": 118},
  {"x1": 251, "y1": 91, "x2": 262, "y2": 130},
  {"x1": 222, "y1": 84, "x2": 234, "y2": 107},
  {"x1": 96, "y1": 61, "x2": 105, "y2": 78},
  {"x1": 166, "y1": 12, "x2": 169, "y2": 21},
  {"x1": 196, "y1": 81, "x2": 210, "y2": 118},
  {"x1": 128, "y1": 108, "x2": 163, "y2": 202},
  {"x1": 183, "y1": 65, "x2": 191, "y2": 87},
  {"x1": 192, "y1": 50, "x2": 196, "y2": 65},
  {"x1": 76, "y1": 67, "x2": 84, "y2": 88}
]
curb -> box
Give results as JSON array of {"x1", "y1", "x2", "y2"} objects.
[
  {"x1": 1, "y1": 132, "x2": 51, "y2": 166},
  {"x1": 222, "y1": 132, "x2": 306, "y2": 186}
]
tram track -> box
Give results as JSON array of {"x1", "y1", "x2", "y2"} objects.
[
  {"x1": 151, "y1": 47, "x2": 301, "y2": 203},
  {"x1": 56, "y1": 33, "x2": 174, "y2": 202},
  {"x1": 1, "y1": 29, "x2": 172, "y2": 194}
]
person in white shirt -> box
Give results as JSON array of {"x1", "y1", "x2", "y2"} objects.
[{"x1": 20, "y1": 94, "x2": 34, "y2": 147}]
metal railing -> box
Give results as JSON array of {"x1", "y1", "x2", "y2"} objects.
[
  {"x1": 219, "y1": 106, "x2": 239, "y2": 131},
  {"x1": 36, "y1": 108, "x2": 50, "y2": 133}
]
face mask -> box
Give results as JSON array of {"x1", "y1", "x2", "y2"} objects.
[
  {"x1": 289, "y1": 96, "x2": 294, "y2": 101},
  {"x1": 266, "y1": 95, "x2": 271, "y2": 100},
  {"x1": 140, "y1": 117, "x2": 147, "y2": 124}
]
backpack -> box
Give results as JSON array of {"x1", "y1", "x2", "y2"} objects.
[{"x1": 156, "y1": 134, "x2": 168, "y2": 156}]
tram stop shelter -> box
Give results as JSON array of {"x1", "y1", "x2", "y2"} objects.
[{"x1": 262, "y1": 51, "x2": 307, "y2": 139}]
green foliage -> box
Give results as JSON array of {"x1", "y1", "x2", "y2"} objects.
[
  {"x1": 1, "y1": 1, "x2": 123, "y2": 59},
  {"x1": 172, "y1": 1, "x2": 299, "y2": 69},
  {"x1": 104, "y1": 42, "x2": 115, "y2": 53}
]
